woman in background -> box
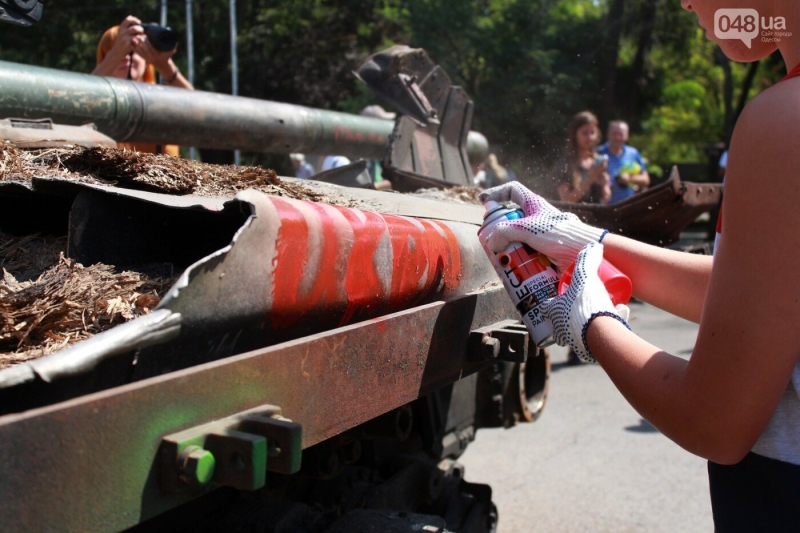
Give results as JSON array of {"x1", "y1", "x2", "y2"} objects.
[{"x1": 556, "y1": 111, "x2": 610, "y2": 204}]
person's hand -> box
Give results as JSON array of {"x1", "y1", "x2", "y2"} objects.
[
  {"x1": 616, "y1": 173, "x2": 631, "y2": 186},
  {"x1": 111, "y1": 16, "x2": 145, "y2": 57},
  {"x1": 133, "y1": 38, "x2": 176, "y2": 75},
  {"x1": 118, "y1": 16, "x2": 145, "y2": 48},
  {"x1": 479, "y1": 182, "x2": 607, "y2": 271},
  {"x1": 587, "y1": 158, "x2": 607, "y2": 182},
  {"x1": 540, "y1": 242, "x2": 630, "y2": 363}
]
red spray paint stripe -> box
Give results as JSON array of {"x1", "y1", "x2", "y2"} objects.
[
  {"x1": 338, "y1": 208, "x2": 389, "y2": 326},
  {"x1": 270, "y1": 197, "x2": 309, "y2": 328},
  {"x1": 431, "y1": 220, "x2": 462, "y2": 291},
  {"x1": 269, "y1": 197, "x2": 463, "y2": 328}
]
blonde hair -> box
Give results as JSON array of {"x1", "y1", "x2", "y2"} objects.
[{"x1": 96, "y1": 25, "x2": 157, "y2": 84}]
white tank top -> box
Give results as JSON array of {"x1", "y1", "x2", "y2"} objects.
[{"x1": 751, "y1": 371, "x2": 800, "y2": 465}]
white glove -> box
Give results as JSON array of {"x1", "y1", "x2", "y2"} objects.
[
  {"x1": 479, "y1": 182, "x2": 607, "y2": 272},
  {"x1": 541, "y1": 242, "x2": 630, "y2": 363}
]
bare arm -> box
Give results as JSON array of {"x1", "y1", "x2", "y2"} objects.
[
  {"x1": 134, "y1": 40, "x2": 195, "y2": 90},
  {"x1": 586, "y1": 83, "x2": 800, "y2": 464},
  {"x1": 602, "y1": 233, "x2": 712, "y2": 322},
  {"x1": 615, "y1": 170, "x2": 650, "y2": 188},
  {"x1": 631, "y1": 170, "x2": 650, "y2": 187}
]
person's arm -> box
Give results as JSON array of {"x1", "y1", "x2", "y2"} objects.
[
  {"x1": 630, "y1": 169, "x2": 650, "y2": 188},
  {"x1": 557, "y1": 181, "x2": 587, "y2": 203},
  {"x1": 632, "y1": 151, "x2": 650, "y2": 187},
  {"x1": 599, "y1": 178, "x2": 611, "y2": 203},
  {"x1": 586, "y1": 84, "x2": 800, "y2": 464},
  {"x1": 134, "y1": 39, "x2": 194, "y2": 90},
  {"x1": 92, "y1": 16, "x2": 143, "y2": 77},
  {"x1": 602, "y1": 234, "x2": 712, "y2": 322}
]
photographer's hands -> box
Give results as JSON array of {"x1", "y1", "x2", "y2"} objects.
[{"x1": 91, "y1": 15, "x2": 193, "y2": 89}]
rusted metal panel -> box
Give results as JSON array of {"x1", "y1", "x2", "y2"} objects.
[
  {"x1": 357, "y1": 46, "x2": 481, "y2": 186},
  {"x1": 0, "y1": 287, "x2": 516, "y2": 533},
  {"x1": 0, "y1": 118, "x2": 117, "y2": 148},
  {"x1": 554, "y1": 167, "x2": 723, "y2": 246}
]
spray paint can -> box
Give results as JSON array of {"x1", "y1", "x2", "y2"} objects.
[{"x1": 478, "y1": 201, "x2": 558, "y2": 347}]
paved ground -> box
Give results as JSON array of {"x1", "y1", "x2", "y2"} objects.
[{"x1": 460, "y1": 302, "x2": 713, "y2": 532}]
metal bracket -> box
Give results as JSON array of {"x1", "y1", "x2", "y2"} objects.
[
  {"x1": 159, "y1": 404, "x2": 302, "y2": 493},
  {"x1": 468, "y1": 320, "x2": 530, "y2": 363}
]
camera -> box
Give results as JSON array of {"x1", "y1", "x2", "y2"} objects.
[{"x1": 141, "y1": 22, "x2": 179, "y2": 52}]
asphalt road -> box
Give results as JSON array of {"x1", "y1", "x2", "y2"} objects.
[{"x1": 460, "y1": 302, "x2": 713, "y2": 533}]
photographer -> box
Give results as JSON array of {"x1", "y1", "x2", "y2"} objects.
[
  {"x1": 93, "y1": 16, "x2": 193, "y2": 90},
  {"x1": 92, "y1": 16, "x2": 193, "y2": 156}
]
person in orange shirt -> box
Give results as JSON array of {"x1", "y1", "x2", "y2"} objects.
[{"x1": 93, "y1": 15, "x2": 194, "y2": 156}]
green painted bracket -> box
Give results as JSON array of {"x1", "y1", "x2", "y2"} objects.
[{"x1": 159, "y1": 404, "x2": 301, "y2": 494}]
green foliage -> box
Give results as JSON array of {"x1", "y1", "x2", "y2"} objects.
[{"x1": 0, "y1": 0, "x2": 787, "y2": 174}]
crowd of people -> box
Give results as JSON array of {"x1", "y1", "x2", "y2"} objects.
[{"x1": 554, "y1": 111, "x2": 650, "y2": 205}]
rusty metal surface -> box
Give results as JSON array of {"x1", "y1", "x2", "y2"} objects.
[
  {"x1": 0, "y1": 60, "x2": 488, "y2": 162},
  {"x1": 1, "y1": 174, "x2": 483, "y2": 224},
  {"x1": 0, "y1": 118, "x2": 117, "y2": 148},
  {"x1": 553, "y1": 167, "x2": 723, "y2": 246},
  {"x1": 0, "y1": 286, "x2": 517, "y2": 532},
  {"x1": 357, "y1": 46, "x2": 478, "y2": 186},
  {"x1": 0, "y1": 183, "x2": 493, "y2": 411},
  {"x1": 133, "y1": 189, "x2": 497, "y2": 380}
]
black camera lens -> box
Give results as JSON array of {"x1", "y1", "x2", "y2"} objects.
[{"x1": 141, "y1": 22, "x2": 179, "y2": 52}]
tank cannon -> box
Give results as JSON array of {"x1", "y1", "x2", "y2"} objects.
[{"x1": 0, "y1": 59, "x2": 488, "y2": 163}]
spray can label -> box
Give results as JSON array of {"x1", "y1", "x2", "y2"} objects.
[{"x1": 478, "y1": 203, "x2": 557, "y2": 347}]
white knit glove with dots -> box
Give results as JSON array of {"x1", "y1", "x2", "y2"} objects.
[
  {"x1": 479, "y1": 182, "x2": 607, "y2": 272},
  {"x1": 541, "y1": 242, "x2": 630, "y2": 363}
]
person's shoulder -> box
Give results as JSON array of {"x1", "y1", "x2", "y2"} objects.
[
  {"x1": 596, "y1": 143, "x2": 609, "y2": 154},
  {"x1": 624, "y1": 145, "x2": 642, "y2": 157},
  {"x1": 737, "y1": 79, "x2": 800, "y2": 140}
]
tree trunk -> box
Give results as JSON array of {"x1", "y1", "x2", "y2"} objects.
[
  {"x1": 600, "y1": 0, "x2": 626, "y2": 123},
  {"x1": 625, "y1": 0, "x2": 659, "y2": 120}
]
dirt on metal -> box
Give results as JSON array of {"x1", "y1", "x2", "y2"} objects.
[
  {"x1": 0, "y1": 233, "x2": 176, "y2": 369},
  {"x1": 409, "y1": 186, "x2": 482, "y2": 205},
  {"x1": 0, "y1": 144, "x2": 357, "y2": 206}
]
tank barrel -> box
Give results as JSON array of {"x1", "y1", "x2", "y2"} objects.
[{"x1": 0, "y1": 60, "x2": 488, "y2": 162}]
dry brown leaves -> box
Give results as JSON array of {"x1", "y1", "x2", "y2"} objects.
[
  {"x1": 0, "y1": 238, "x2": 176, "y2": 369},
  {"x1": 0, "y1": 233, "x2": 66, "y2": 279},
  {"x1": 0, "y1": 144, "x2": 338, "y2": 204},
  {"x1": 0, "y1": 143, "x2": 106, "y2": 186}
]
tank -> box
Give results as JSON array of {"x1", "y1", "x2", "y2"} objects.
[{"x1": 0, "y1": 46, "x2": 543, "y2": 533}]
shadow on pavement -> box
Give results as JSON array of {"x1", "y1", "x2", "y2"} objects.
[{"x1": 625, "y1": 418, "x2": 659, "y2": 433}]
